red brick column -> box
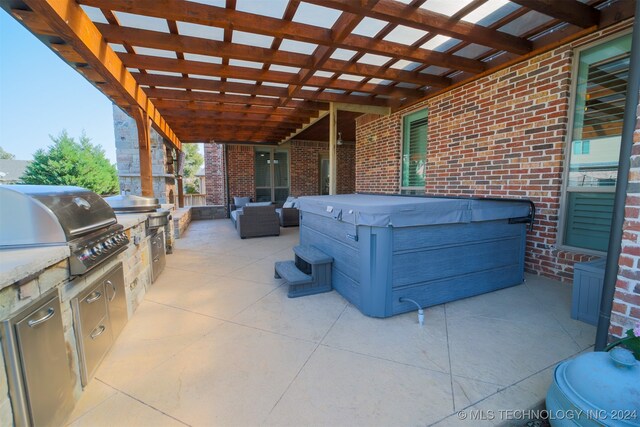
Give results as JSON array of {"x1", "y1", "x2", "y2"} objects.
[
  {"x1": 227, "y1": 145, "x2": 255, "y2": 200},
  {"x1": 204, "y1": 143, "x2": 227, "y2": 208},
  {"x1": 610, "y1": 89, "x2": 640, "y2": 338}
]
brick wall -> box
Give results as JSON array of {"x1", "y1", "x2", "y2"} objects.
[
  {"x1": 290, "y1": 140, "x2": 326, "y2": 196},
  {"x1": 205, "y1": 141, "x2": 357, "y2": 204},
  {"x1": 337, "y1": 143, "x2": 356, "y2": 194},
  {"x1": 355, "y1": 23, "x2": 632, "y2": 284},
  {"x1": 227, "y1": 145, "x2": 255, "y2": 200},
  {"x1": 290, "y1": 140, "x2": 356, "y2": 196},
  {"x1": 611, "y1": 87, "x2": 640, "y2": 338},
  {"x1": 355, "y1": 119, "x2": 402, "y2": 194},
  {"x1": 204, "y1": 143, "x2": 227, "y2": 207}
]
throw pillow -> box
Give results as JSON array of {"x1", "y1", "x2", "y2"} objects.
[{"x1": 233, "y1": 196, "x2": 251, "y2": 208}]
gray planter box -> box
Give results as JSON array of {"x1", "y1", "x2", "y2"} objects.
[{"x1": 571, "y1": 258, "x2": 606, "y2": 326}]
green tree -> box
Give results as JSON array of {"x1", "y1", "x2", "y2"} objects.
[
  {"x1": 181, "y1": 143, "x2": 203, "y2": 178},
  {"x1": 21, "y1": 130, "x2": 119, "y2": 195},
  {"x1": 0, "y1": 146, "x2": 15, "y2": 159}
]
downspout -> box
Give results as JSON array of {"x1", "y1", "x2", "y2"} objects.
[
  {"x1": 595, "y1": 2, "x2": 640, "y2": 351},
  {"x1": 225, "y1": 144, "x2": 231, "y2": 218}
]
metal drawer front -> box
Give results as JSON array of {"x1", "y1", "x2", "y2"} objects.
[
  {"x1": 77, "y1": 282, "x2": 108, "y2": 334},
  {"x1": 104, "y1": 264, "x2": 128, "y2": 340},
  {"x1": 150, "y1": 231, "x2": 166, "y2": 283},
  {"x1": 81, "y1": 313, "x2": 113, "y2": 384},
  {"x1": 13, "y1": 293, "x2": 75, "y2": 427}
]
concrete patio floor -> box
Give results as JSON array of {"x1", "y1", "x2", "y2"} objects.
[{"x1": 67, "y1": 219, "x2": 596, "y2": 427}]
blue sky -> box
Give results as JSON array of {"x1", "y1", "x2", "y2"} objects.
[{"x1": 0, "y1": 10, "x2": 117, "y2": 162}]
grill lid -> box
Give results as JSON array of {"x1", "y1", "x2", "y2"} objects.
[
  {"x1": 0, "y1": 185, "x2": 117, "y2": 247},
  {"x1": 104, "y1": 194, "x2": 160, "y2": 213}
]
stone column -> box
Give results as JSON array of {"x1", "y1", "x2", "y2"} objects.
[{"x1": 113, "y1": 105, "x2": 176, "y2": 203}]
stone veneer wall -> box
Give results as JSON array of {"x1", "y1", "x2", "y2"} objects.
[
  {"x1": 356, "y1": 23, "x2": 632, "y2": 283},
  {"x1": 612, "y1": 85, "x2": 640, "y2": 337},
  {"x1": 113, "y1": 105, "x2": 176, "y2": 203}
]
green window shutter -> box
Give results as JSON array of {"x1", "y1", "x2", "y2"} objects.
[
  {"x1": 563, "y1": 33, "x2": 631, "y2": 252},
  {"x1": 402, "y1": 109, "x2": 428, "y2": 189},
  {"x1": 564, "y1": 192, "x2": 615, "y2": 252}
]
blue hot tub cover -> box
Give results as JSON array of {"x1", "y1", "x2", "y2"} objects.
[{"x1": 298, "y1": 194, "x2": 532, "y2": 228}]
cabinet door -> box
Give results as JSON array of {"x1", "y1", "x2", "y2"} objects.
[
  {"x1": 104, "y1": 264, "x2": 128, "y2": 340},
  {"x1": 15, "y1": 295, "x2": 75, "y2": 427},
  {"x1": 151, "y1": 232, "x2": 166, "y2": 283},
  {"x1": 73, "y1": 282, "x2": 113, "y2": 386}
]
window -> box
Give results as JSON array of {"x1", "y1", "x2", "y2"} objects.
[
  {"x1": 562, "y1": 33, "x2": 632, "y2": 252},
  {"x1": 255, "y1": 148, "x2": 289, "y2": 204},
  {"x1": 401, "y1": 109, "x2": 428, "y2": 193}
]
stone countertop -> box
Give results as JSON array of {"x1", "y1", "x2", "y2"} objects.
[
  {"x1": 0, "y1": 213, "x2": 149, "y2": 291},
  {"x1": 0, "y1": 246, "x2": 70, "y2": 290},
  {"x1": 116, "y1": 212, "x2": 149, "y2": 230}
]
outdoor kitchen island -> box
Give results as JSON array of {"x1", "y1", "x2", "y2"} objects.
[
  {"x1": 0, "y1": 210, "x2": 158, "y2": 426},
  {"x1": 297, "y1": 194, "x2": 534, "y2": 318}
]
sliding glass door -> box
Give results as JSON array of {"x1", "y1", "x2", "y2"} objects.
[{"x1": 255, "y1": 148, "x2": 289, "y2": 204}]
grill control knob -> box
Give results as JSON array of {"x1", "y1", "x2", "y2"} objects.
[{"x1": 91, "y1": 246, "x2": 103, "y2": 256}]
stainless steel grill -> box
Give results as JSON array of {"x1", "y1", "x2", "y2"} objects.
[{"x1": 0, "y1": 185, "x2": 129, "y2": 275}]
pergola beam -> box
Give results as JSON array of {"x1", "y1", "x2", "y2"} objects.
[
  {"x1": 79, "y1": 0, "x2": 485, "y2": 74},
  {"x1": 509, "y1": 0, "x2": 600, "y2": 28},
  {"x1": 97, "y1": 24, "x2": 452, "y2": 88},
  {"x1": 153, "y1": 99, "x2": 317, "y2": 118},
  {"x1": 303, "y1": 0, "x2": 532, "y2": 54},
  {"x1": 18, "y1": 0, "x2": 181, "y2": 150},
  {"x1": 145, "y1": 88, "x2": 325, "y2": 111},
  {"x1": 118, "y1": 54, "x2": 433, "y2": 97},
  {"x1": 280, "y1": 110, "x2": 330, "y2": 144}
]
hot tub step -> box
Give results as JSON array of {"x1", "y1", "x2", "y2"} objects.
[
  {"x1": 275, "y1": 261, "x2": 312, "y2": 286},
  {"x1": 288, "y1": 281, "x2": 332, "y2": 298}
]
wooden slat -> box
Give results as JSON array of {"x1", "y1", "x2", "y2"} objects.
[
  {"x1": 303, "y1": 0, "x2": 532, "y2": 54},
  {"x1": 134, "y1": 73, "x2": 395, "y2": 106},
  {"x1": 145, "y1": 88, "x2": 326, "y2": 111},
  {"x1": 11, "y1": 9, "x2": 57, "y2": 36},
  {"x1": 79, "y1": 0, "x2": 485, "y2": 73},
  {"x1": 162, "y1": 111, "x2": 308, "y2": 124},
  {"x1": 153, "y1": 99, "x2": 318, "y2": 118},
  {"x1": 118, "y1": 53, "x2": 439, "y2": 95},
  {"x1": 509, "y1": 0, "x2": 599, "y2": 28},
  {"x1": 97, "y1": 24, "x2": 451, "y2": 88}
]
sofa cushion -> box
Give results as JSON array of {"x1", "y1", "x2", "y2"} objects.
[
  {"x1": 246, "y1": 201, "x2": 272, "y2": 207},
  {"x1": 233, "y1": 196, "x2": 251, "y2": 208},
  {"x1": 283, "y1": 201, "x2": 294, "y2": 208}
]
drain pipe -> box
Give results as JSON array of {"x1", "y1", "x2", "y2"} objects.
[
  {"x1": 595, "y1": 3, "x2": 640, "y2": 351},
  {"x1": 399, "y1": 297, "x2": 424, "y2": 326}
]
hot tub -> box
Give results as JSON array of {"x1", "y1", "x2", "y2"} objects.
[{"x1": 298, "y1": 194, "x2": 534, "y2": 318}]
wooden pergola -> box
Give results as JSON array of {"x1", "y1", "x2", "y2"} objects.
[{"x1": 1, "y1": 0, "x2": 635, "y2": 195}]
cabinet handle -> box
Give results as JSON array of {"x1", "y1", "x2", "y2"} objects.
[
  {"x1": 85, "y1": 291, "x2": 102, "y2": 304},
  {"x1": 90, "y1": 325, "x2": 106, "y2": 340},
  {"x1": 153, "y1": 257, "x2": 159, "y2": 263},
  {"x1": 27, "y1": 308, "x2": 55, "y2": 328},
  {"x1": 106, "y1": 280, "x2": 116, "y2": 302}
]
